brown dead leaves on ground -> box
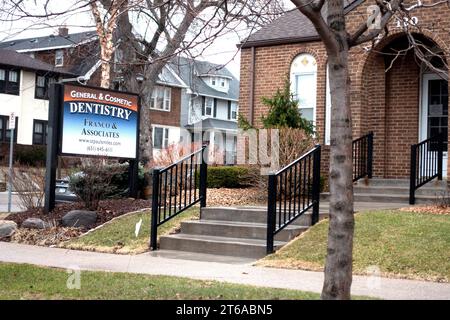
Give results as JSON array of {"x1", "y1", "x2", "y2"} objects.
[
  {"x1": 207, "y1": 188, "x2": 266, "y2": 207},
  {"x1": 399, "y1": 205, "x2": 450, "y2": 215}
]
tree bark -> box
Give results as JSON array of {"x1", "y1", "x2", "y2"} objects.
[{"x1": 320, "y1": 0, "x2": 354, "y2": 300}]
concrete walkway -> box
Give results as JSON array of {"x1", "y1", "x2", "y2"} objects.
[
  {"x1": 1, "y1": 242, "x2": 449, "y2": 300},
  {"x1": 0, "y1": 192, "x2": 22, "y2": 213}
]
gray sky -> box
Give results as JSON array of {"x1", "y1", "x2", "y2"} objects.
[{"x1": 0, "y1": 1, "x2": 294, "y2": 78}]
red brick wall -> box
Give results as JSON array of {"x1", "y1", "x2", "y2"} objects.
[
  {"x1": 239, "y1": 0, "x2": 450, "y2": 179},
  {"x1": 385, "y1": 51, "x2": 420, "y2": 177},
  {"x1": 150, "y1": 87, "x2": 181, "y2": 127}
]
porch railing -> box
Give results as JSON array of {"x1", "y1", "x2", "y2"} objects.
[
  {"x1": 409, "y1": 134, "x2": 444, "y2": 205},
  {"x1": 150, "y1": 145, "x2": 208, "y2": 250},
  {"x1": 266, "y1": 145, "x2": 321, "y2": 254},
  {"x1": 353, "y1": 132, "x2": 374, "y2": 182}
]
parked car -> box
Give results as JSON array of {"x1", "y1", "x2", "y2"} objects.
[{"x1": 55, "y1": 178, "x2": 77, "y2": 203}]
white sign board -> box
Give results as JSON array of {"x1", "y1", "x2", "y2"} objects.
[
  {"x1": 8, "y1": 113, "x2": 15, "y2": 130},
  {"x1": 61, "y1": 85, "x2": 139, "y2": 159}
]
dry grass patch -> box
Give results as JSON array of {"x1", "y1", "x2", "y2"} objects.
[
  {"x1": 259, "y1": 210, "x2": 450, "y2": 283},
  {"x1": 60, "y1": 207, "x2": 199, "y2": 254}
]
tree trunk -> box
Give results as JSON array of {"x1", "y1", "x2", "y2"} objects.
[{"x1": 321, "y1": 1, "x2": 354, "y2": 300}]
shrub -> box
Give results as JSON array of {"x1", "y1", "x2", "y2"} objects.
[
  {"x1": 260, "y1": 77, "x2": 315, "y2": 135},
  {"x1": 196, "y1": 166, "x2": 251, "y2": 189},
  {"x1": 69, "y1": 159, "x2": 128, "y2": 211},
  {"x1": 109, "y1": 163, "x2": 146, "y2": 197},
  {"x1": 14, "y1": 145, "x2": 46, "y2": 166},
  {"x1": 0, "y1": 166, "x2": 45, "y2": 210}
]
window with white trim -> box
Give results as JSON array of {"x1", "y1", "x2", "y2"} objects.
[
  {"x1": 150, "y1": 86, "x2": 171, "y2": 111},
  {"x1": 55, "y1": 50, "x2": 64, "y2": 66},
  {"x1": 153, "y1": 126, "x2": 169, "y2": 149},
  {"x1": 290, "y1": 54, "x2": 317, "y2": 125},
  {"x1": 231, "y1": 102, "x2": 237, "y2": 120},
  {"x1": 204, "y1": 97, "x2": 213, "y2": 116}
]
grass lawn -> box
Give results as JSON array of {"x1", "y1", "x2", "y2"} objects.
[
  {"x1": 60, "y1": 207, "x2": 199, "y2": 254},
  {"x1": 0, "y1": 262, "x2": 321, "y2": 300},
  {"x1": 260, "y1": 210, "x2": 450, "y2": 282}
]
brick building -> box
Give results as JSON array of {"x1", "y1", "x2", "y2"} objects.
[{"x1": 239, "y1": 0, "x2": 450, "y2": 179}]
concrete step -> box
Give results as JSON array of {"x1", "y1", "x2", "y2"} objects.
[
  {"x1": 159, "y1": 233, "x2": 285, "y2": 258},
  {"x1": 180, "y1": 219, "x2": 308, "y2": 242},
  {"x1": 353, "y1": 185, "x2": 446, "y2": 196},
  {"x1": 321, "y1": 192, "x2": 438, "y2": 204},
  {"x1": 356, "y1": 178, "x2": 447, "y2": 188},
  {"x1": 201, "y1": 207, "x2": 328, "y2": 226}
]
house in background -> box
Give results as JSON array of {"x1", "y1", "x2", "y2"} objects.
[
  {"x1": 0, "y1": 28, "x2": 186, "y2": 159},
  {"x1": 170, "y1": 57, "x2": 239, "y2": 164},
  {"x1": 0, "y1": 28, "x2": 239, "y2": 162},
  {"x1": 0, "y1": 49, "x2": 75, "y2": 160}
]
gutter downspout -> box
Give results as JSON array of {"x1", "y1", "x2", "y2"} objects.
[{"x1": 250, "y1": 46, "x2": 255, "y2": 126}]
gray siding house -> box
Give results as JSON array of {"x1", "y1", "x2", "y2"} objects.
[{"x1": 170, "y1": 57, "x2": 239, "y2": 164}]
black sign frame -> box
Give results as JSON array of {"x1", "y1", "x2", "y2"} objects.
[{"x1": 44, "y1": 83, "x2": 141, "y2": 213}]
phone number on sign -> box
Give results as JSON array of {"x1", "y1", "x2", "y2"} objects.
[{"x1": 86, "y1": 146, "x2": 113, "y2": 153}]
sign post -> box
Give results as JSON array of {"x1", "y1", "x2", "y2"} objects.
[
  {"x1": 44, "y1": 84, "x2": 63, "y2": 213},
  {"x1": 44, "y1": 83, "x2": 140, "y2": 213},
  {"x1": 7, "y1": 112, "x2": 15, "y2": 213}
]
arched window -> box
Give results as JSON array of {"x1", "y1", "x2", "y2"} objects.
[{"x1": 290, "y1": 54, "x2": 317, "y2": 125}]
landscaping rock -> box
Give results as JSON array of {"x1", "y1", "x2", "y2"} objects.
[
  {"x1": 0, "y1": 221, "x2": 17, "y2": 238},
  {"x1": 62, "y1": 210, "x2": 98, "y2": 228},
  {"x1": 22, "y1": 218, "x2": 50, "y2": 229}
]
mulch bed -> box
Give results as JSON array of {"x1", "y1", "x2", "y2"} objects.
[
  {"x1": 207, "y1": 188, "x2": 266, "y2": 207},
  {"x1": 399, "y1": 205, "x2": 450, "y2": 215},
  {"x1": 5, "y1": 198, "x2": 152, "y2": 229}
]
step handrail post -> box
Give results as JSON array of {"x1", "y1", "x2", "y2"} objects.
[
  {"x1": 367, "y1": 131, "x2": 374, "y2": 179},
  {"x1": 438, "y1": 133, "x2": 444, "y2": 181},
  {"x1": 150, "y1": 168, "x2": 160, "y2": 250},
  {"x1": 199, "y1": 144, "x2": 208, "y2": 208},
  {"x1": 311, "y1": 145, "x2": 321, "y2": 225},
  {"x1": 409, "y1": 145, "x2": 417, "y2": 205},
  {"x1": 266, "y1": 173, "x2": 277, "y2": 254}
]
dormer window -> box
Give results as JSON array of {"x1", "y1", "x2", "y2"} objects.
[
  {"x1": 207, "y1": 76, "x2": 229, "y2": 92},
  {"x1": 55, "y1": 50, "x2": 64, "y2": 66}
]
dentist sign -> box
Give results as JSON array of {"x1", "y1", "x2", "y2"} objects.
[{"x1": 61, "y1": 84, "x2": 139, "y2": 159}]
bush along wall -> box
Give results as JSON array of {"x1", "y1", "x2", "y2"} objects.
[
  {"x1": 14, "y1": 144, "x2": 46, "y2": 166},
  {"x1": 196, "y1": 166, "x2": 252, "y2": 188}
]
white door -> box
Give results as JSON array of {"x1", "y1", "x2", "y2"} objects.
[{"x1": 420, "y1": 73, "x2": 448, "y2": 177}]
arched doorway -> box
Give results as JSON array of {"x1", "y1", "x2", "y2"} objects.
[{"x1": 360, "y1": 33, "x2": 448, "y2": 179}]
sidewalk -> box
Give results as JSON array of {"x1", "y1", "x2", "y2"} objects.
[
  {"x1": 0, "y1": 192, "x2": 22, "y2": 213},
  {"x1": 1, "y1": 242, "x2": 449, "y2": 300}
]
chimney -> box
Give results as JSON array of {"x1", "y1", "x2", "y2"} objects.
[{"x1": 58, "y1": 27, "x2": 69, "y2": 37}]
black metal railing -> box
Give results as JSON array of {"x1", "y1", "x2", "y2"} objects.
[
  {"x1": 409, "y1": 134, "x2": 444, "y2": 205},
  {"x1": 150, "y1": 145, "x2": 208, "y2": 250},
  {"x1": 266, "y1": 145, "x2": 321, "y2": 254},
  {"x1": 353, "y1": 132, "x2": 374, "y2": 182}
]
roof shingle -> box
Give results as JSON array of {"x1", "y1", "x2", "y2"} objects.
[
  {"x1": 0, "y1": 49, "x2": 76, "y2": 75},
  {"x1": 0, "y1": 31, "x2": 97, "y2": 52},
  {"x1": 241, "y1": 1, "x2": 363, "y2": 48}
]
